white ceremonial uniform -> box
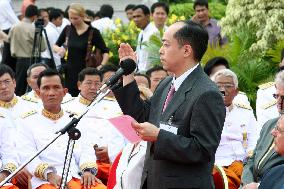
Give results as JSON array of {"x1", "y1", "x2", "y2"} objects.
[
  {"x1": 136, "y1": 23, "x2": 158, "y2": 72},
  {"x1": 0, "y1": 0, "x2": 19, "y2": 30},
  {"x1": 64, "y1": 94, "x2": 128, "y2": 162},
  {"x1": 233, "y1": 91, "x2": 251, "y2": 106},
  {"x1": 41, "y1": 22, "x2": 62, "y2": 68},
  {"x1": 114, "y1": 141, "x2": 147, "y2": 189},
  {"x1": 91, "y1": 17, "x2": 116, "y2": 34},
  {"x1": 0, "y1": 113, "x2": 18, "y2": 173},
  {"x1": 256, "y1": 82, "x2": 278, "y2": 129},
  {"x1": 0, "y1": 95, "x2": 34, "y2": 131},
  {"x1": 215, "y1": 103, "x2": 258, "y2": 166},
  {"x1": 16, "y1": 110, "x2": 97, "y2": 189}
]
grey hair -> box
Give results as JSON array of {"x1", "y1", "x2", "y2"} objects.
[
  {"x1": 275, "y1": 70, "x2": 284, "y2": 88},
  {"x1": 211, "y1": 69, "x2": 238, "y2": 88}
]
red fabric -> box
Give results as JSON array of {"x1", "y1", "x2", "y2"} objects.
[{"x1": 107, "y1": 151, "x2": 122, "y2": 189}]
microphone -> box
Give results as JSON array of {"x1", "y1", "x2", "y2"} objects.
[{"x1": 97, "y1": 59, "x2": 136, "y2": 94}]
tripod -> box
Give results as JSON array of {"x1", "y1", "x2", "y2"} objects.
[{"x1": 30, "y1": 21, "x2": 56, "y2": 69}]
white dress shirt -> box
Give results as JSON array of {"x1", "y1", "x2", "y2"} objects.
[
  {"x1": 0, "y1": 0, "x2": 19, "y2": 30},
  {"x1": 136, "y1": 23, "x2": 158, "y2": 72},
  {"x1": 41, "y1": 22, "x2": 62, "y2": 68},
  {"x1": 91, "y1": 17, "x2": 116, "y2": 34},
  {"x1": 114, "y1": 141, "x2": 147, "y2": 189}
]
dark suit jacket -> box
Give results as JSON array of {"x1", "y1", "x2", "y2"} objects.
[
  {"x1": 259, "y1": 164, "x2": 284, "y2": 189},
  {"x1": 240, "y1": 117, "x2": 284, "y2": 187},
  {"x1": 114, "y1": 65, "x2": 225, "y2": 189}
]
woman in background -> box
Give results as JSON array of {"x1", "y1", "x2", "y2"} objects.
[{"x1": 54, "y1": 3, "x2": 109, "y2": 96}]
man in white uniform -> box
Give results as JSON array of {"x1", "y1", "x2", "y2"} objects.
[{"x1": 16, "y1": 69, "x2": 106, "y2": 189}]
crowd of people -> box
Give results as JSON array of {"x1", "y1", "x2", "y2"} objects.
[{"x1": 0, "y1": 0, "x2": 284, "y2": 189}]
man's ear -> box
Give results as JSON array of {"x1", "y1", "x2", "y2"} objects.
[
  {"x1": 35, "y1": 88, "x2": 40, "y2": 97},
  {"x1": 183, "y1": 44, "x2": 193, "y2": 57},
  {"x1": 77, "y1": 81, "x2": 82, "y2": 91},
  {"x1": 63, "y1": 88, "x2": 68, "y2": 96}
]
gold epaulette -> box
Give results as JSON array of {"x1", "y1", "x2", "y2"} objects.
[
  {"x1": 65, "y1": 109, "x2": 80, "y2": 117},
  {"x1": 238, "y1": 91, "x2": 246, "y2": 95},
  {"x1": 103, "y1": 96, "x2": 116, "y2": 101},
  {"x1": 258, "y1": 82, "x2": 275, "y2": 90},
  {"x1": 234, "y1": 102, "x2": 252, "y2": 110},
  {"x1": 260, "y1": 99, "x2": 277, "y2": 109},
  {"x1": 0, "y1": 112, "x2": 5, "y2": 118},
  {"x1": 21, "y1": 110, "x2": 37, "y2": 119},
  {"x1": 21, "y1": 95, "x2": 39, "y2": 103},
  {"x1": 61, "y1": 97, "x2": 75, "y2": 104}
]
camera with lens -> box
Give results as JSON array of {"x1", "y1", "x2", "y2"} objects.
[{"x1": 35, "y1": 18, "x2": 44, "y2": 28}]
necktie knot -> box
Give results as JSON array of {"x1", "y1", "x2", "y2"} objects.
[{"x1": 163, "y1": 84, "x2": 175, "y2": 112}]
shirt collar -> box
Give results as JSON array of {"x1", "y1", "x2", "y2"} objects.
[{"x1": 172, "y1": 64, "x2": 199, "y2": 91}]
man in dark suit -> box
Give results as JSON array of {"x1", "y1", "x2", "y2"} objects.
[
  {"x1": 258, "y1": 115, "x2": 284, "y2": 189},
  {"x1": 114, "y1": 20, "x2": 225, "y2": 189},
  {"x1": 240, "y1": 70, "x2": 284, "y2": 189}
]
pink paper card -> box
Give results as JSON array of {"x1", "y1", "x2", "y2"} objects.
[{"x1": 109, "y1": 115, "x2": 141, "y2": 143}]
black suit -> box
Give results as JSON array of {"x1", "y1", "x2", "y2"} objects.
[
  {"x1": 114, "y1": 65, "x2": 225, "y2": 189},
  {"x1": 259, "y1": 164, "x2": 284, "y2": 189}
]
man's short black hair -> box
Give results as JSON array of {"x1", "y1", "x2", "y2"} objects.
[
  {"x1": 78, "y1": 67, "x2": 102, "y2": 82},
  {"x1": 193, "y1": 0, "x2": 209, "y2": 9},
  {"x1": 25, "y1": 5, "x2": 39, "y2": 18},
  {"x1": 134, "y1": 73, "x2": 151, "y2": 88},
  {"x1": 203, "y1": 57, "x2": 230, "y2": 76},
  {"x1": 100, "y1": 64, "x2": 118, "y2": 77},
  {"x1": 37, "y1": 69, "x2": 64, "y2": 88},
  {"x1": 174, "y1": 20, "x2": 209, "y2": 62},
  {"x1": 100, "y1": 4, "x2": 114, "y2": 19},
  {"x1": 125, "y1": 4, "x2": 136, "y2": 12},
  {"x1": 27, "y1": 63, "x2": 48, "y2": 78},
  {"x1": 146, "y1": 66, "x2": 167, "y2": 77},
  {"x1": 49, "y1": 8, "x2": 62, "y2": 21},
  {"x1": 150, "y1": 2, "x2": 169, "y2": 15},
  {"x1": 0, "y1": 64, "x2": 15, "y2": 79},
  {"x1": 133, "y1": 4, "x2": 150, "y2": 16},
  {"x1": 85, "y1": 9, "x2": 95, "y2": 19}
]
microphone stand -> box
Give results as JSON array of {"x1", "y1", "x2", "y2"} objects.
[{"x1": 0, "y1": 86, "x2": 113, "y2": 187}]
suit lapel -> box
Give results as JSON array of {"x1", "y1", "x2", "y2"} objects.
[{"x1": 160, "y1": 65, "x2": 202, "y2": 121}]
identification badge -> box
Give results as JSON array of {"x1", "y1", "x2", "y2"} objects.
[{"x1": 160, "y1": 123, "x2": 178, "y2": 135}]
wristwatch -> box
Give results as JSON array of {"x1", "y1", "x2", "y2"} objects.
[{"x1": 83, "y1": 168, "x2": 98, "y2": 176}]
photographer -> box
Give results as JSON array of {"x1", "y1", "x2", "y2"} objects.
[
  {"x1": 41, "y1": 8, "x2": 63, "y2": 70},
  {"x1": 8, "y1": 4, "x2": 46, "y2": 96}
]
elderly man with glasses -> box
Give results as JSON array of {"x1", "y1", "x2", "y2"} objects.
[
  {"x1": 257, "y1": 115, "x2": 284, "y2": 189},
  {"x1": 212, "y1": 69, "x2": 258, "y2": 189},
  {"x1": 240, "y1": 70, "x2": 284, "y2": 189}
]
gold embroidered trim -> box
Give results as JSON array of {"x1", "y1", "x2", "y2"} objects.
[
  {"x1": 80, "y1": 162, "x2": 97, "y2": 172},
  {"x1": 34, "y1": 163, "x2": 49, "y2": 180},
  {"x1": 2, "y1": 163, "x2": 17, "y2": 173},
  {"x1": 104, "y1": 96, "x2": 116, "y2": 101},
  {"x1": 0, "y1": 96, "x2": 18, "y2": 108},
  {"x1": 42, "y1": 109, "x2": 63, "y2": 120},
  {"x1": 79, "y1": 96, "x2": 92, "y2": 106},
  {"x1": 21, "y1": 110, "x2": 37, "y2": 119},
  {"x1": 22, "y1": 95, "x2": 39, "y2": 103}
]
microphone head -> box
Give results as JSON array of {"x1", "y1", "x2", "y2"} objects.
[{"x1": 120, "y1": 59, "x2": 136, "y2": 75}]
